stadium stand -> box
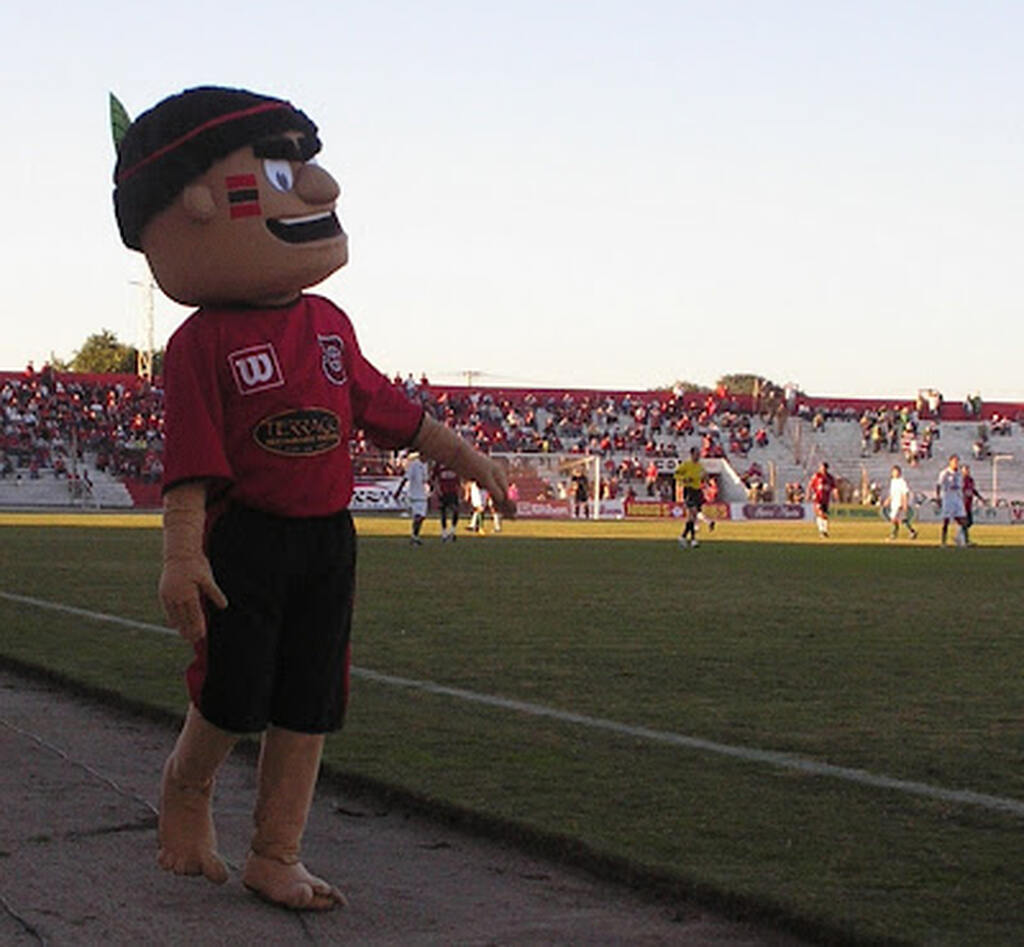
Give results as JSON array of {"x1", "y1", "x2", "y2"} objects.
[
  {"x1": 2, "y1": 365, "x2": 1022, "y2": 511},
  {"x1": 1, "y1": 367, "x2": 160, "y2": 510},
  {"x1": 0, "y1": 465, "x2": 133, "y2": 509}
]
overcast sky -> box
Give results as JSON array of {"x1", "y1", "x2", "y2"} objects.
[{"x1": 2, "y1": 1, "x2": 1021, "y2": 400}]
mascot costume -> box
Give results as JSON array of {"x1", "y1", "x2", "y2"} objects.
[{"x1": 111, "y1": 86, "x2": 508, "y2": 910}]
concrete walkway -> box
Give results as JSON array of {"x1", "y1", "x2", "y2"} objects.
[{"x1": 0, "y1": 666, "x2": 808, "y2": 946}]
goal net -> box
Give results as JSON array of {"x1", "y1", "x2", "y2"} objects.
[{"x1": 492, "y1": 452, "x2": 603, "y2": 519}]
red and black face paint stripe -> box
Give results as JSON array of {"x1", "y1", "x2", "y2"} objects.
[{"x1": 226, "y1": 173, "x2": 261, "y2": 219}]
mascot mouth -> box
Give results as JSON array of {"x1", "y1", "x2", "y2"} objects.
[{"x1": 266, "y1": 211, "x2": 343, "y2": 244}]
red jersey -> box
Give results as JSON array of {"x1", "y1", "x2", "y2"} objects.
[
  {"x1": 808, "y1": 470, "x2": 837, "y2": 505},
  {"x1": 434, "y1": 464, "x2": 460, "y2": 497},
  {"x1": 162, "y1": 294, "x2": 423, "y2": 517},
  {"x1": 962, "y1": 473, "x2": 977, "y2": 511}
]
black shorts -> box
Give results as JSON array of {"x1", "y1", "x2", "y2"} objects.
[
  {"x1": 439, "y1": 493, "x2": 459, "y2": 512},
  {"x1": 187, "y1": 505, "x2": 356, "y2": 735},
  {"x1": 683, "y1": 486, "x2": 703, "y2": 510}
]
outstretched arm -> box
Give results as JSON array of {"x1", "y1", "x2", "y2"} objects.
[
  {"x1": 412, "y1": 415, "x2": 510, "y2": 510},
  {"x1": 159, "y1": 481, "x2": 228, "y2": 643}
]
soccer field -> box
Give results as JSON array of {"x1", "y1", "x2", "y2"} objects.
[{"x1": 1, "y1": 514, "x2": 1022, "y2": 944}]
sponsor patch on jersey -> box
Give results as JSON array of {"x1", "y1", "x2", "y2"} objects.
[
  {"x1": 228, "y1": 343, "x2": 285, "y2": 395},
  {"x1": 253, "y1": 408, "x2": 342, "y2": 456},
  {"x1": 317, "y1": 334, "x2": 347, "y2": 386}
]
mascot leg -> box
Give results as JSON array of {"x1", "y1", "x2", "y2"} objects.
[
  {"x1": 157, "y1": 704, "x2": 238, "y2": 883},
  {"x1": 242, "y1": 727, "x2": 346, "y2": 910}
]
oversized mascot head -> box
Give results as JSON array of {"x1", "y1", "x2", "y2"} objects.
[{"x1": 112, "y1": 86, "x2": 347, "y2": 307}]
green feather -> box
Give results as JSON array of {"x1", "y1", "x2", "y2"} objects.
[{"x1": 109, "y1": 93, "x2": 131, "y2": 152}]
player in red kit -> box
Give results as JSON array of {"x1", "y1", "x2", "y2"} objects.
[
  {"x1": 433, "y1": 462, "x2": 462, "y2": 541},
  {"x1": 113, "y1": 86, "x2": 508, "y2": 912},
  {"x1": 807, "y1": 461, "x2": 838, "y2": 538},
  {"x1": 960, "y1": 463, "x2": 985, "y2": 545}
]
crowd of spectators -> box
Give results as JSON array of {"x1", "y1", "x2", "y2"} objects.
[
  {"x1": 847, "y1": 405, "x2": 940, "y2": 467},
  {"x1": 800, "y1": 398, "x2": 1021, "y2": 472},
  {"x1": 374, "y1": 382, "x2": 777, "y2": 499},
  {"x1": 972, "y1": 415, "x2": 1014, "y2": 460},
  {"x1": 414, "y1": 384, "x2": 770, "y2": 459},
  {"x1": 1, "y1": 364, "x2": 164, "y2": 490},
  {"x1": 3, "y1": 364, "x2": 1020, "y2": 508}
]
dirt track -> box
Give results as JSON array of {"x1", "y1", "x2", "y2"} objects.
[{"x1": 0, "y1": 665, "x2": 811, "y2": 945}]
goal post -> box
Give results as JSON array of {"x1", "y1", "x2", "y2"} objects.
[{"x1": 492, "y1": 452, "x2": 603, "y2": 519}]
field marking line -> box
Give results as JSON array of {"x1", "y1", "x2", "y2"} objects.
[
  {"x1": 0, "y1": 591, "x2": 174, "y2": 635},
  {"x1": 3, "y1": 589, "x2": 1023, "y2": 819}
]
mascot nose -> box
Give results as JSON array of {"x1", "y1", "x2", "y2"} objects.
[{"x1": 295, "y1": 163, "x2": 340, "y2": 205}]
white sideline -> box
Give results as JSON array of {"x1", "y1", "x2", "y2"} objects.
[{"x1": 3, "y1": 589, "x2": 1023, "y2": 819}]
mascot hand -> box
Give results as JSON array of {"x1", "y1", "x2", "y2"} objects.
[
  {"x1": 161, "y1": 482, "x2": 226, "y2": 642},
  {"x1": 475, "y1": 457, "x2": 514, "y2": 514},
  {"x1": 159, "y1": 555, "x2": 228, "y2": 643},
  {"x1": 412, "y1": 414, "x2": 514, "y2": 513}
]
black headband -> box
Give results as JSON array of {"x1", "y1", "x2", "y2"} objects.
[{"x1": 113, "y1": 86, "x2": 321, "y2": 250}]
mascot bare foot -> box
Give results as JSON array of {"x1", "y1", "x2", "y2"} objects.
[
  {"x1": 241, "y1": 727, "x2": 346, "y2": 910},
  {"x1": 157, "y1": 705, "x2": 237, "y2": 883}
]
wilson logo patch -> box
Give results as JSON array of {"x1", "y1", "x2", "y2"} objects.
[
  {"x1": 253, "y1": 408, "x2": 342, "y2": 456},
  {"x1": 228, "y1": 343, "x2": 285, "y2": 395}
]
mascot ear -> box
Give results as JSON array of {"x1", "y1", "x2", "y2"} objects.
[{"x1": 181, "y1": 184, "x2": 217, "y2": 222}]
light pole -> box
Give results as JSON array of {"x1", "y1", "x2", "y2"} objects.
[{"x1": 129, "y1": 276, "x2": 155, "y2": 381}]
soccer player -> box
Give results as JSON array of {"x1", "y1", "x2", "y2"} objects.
[
  {"x1": 674, "y1": 447, "x2": 705, "y2": 548},
  {"x1": 936, "y1": 453, "x2": 968, "y2": 546},
  {"x1": 433, "y1": 461, "x2": 461, "y2": 542},
  {"x1": 960, "y1": 462, "x2": 985, "y2": 545},
  {"x1": 807, "y1": 461, "x2": 838, "y2": 538},
  {"x1": 468, "y1": 480, "x2": 487, "y2": 533},
  {"x1": 394, "y1": 451, "x2": 429, "y2": 545},
  {"x1": 883, "y1": 464, "x2": 918, "y2": 540},
  {"x1": 571, "y1": 470, "x2": 590, "y2": 519},
  {"x1": 487, "y1": 489, "x2": 504, "y2": 533}
]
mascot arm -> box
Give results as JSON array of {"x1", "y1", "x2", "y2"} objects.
[
  {"x1": 412, "y1": 415, "x2": 510, "y2": 508},
  {"x1": 159, "y1": 481, "x2": 228, "y2": 642}
]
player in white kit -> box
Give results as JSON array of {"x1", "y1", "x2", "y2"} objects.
[
  {"x1": 395, "y1": 452, "x2": 429, "y2": 545},
  {"x1": 883, "y1": 465, "x2": 918, "y2": 540},
  {"x1": 935, "y1": 454, "x2": 968, "y2": 547}
]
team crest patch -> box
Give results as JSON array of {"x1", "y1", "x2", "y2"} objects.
[
  {"x1": 317, "y1": 334, "x2": 347, "y2": 385},
  {"x1": 253, "y1": 408, "x2": 342, "y2": 456},
  {"x1": 228, "y1": 343, "x2": 285, "y2": 395}
]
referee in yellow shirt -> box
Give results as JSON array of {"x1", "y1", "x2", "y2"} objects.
[{"x1": 674, "y1": 447, "x2": 707, "y2": 548}]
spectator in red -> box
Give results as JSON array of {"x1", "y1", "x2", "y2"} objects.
[{"x1": 644, "y1": 459, "x2": 658, "y2": 497}]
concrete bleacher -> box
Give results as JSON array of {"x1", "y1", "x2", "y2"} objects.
[
  {"x1": 781, "y1": 418, "x2": 1023, "y2": 502},
  {"x1": 4, "y1": 370, "x2": 1021, "y2": 511},
  {"x1": 494, "y1": 402, "x2": 1024, "y2": 509},
  {"x1": 0, "y1": 462, "x2": 134, "y2": 510}
]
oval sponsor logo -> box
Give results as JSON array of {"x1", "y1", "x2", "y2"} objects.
[{"x1": 253, "y1": 408, "x2": 342, "y2": 456}]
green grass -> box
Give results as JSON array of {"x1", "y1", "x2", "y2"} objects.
[{"x1": 1, "y1": 515, "x2": 1022, "y2": 945}]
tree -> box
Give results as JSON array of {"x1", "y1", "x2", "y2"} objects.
[
  {"x1": 70, "y1": 329, "x2": 137, "y2": 374},
  {"x1": 715, "y1": 373, "x2": 767, "y2": 396},
  {"x1": 664, "y1": 379, "x2": 709, "y2": 394}
]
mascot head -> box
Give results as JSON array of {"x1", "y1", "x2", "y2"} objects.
[{"x1": 112, "y1": 86, "x2": 347, "y2": 307}]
